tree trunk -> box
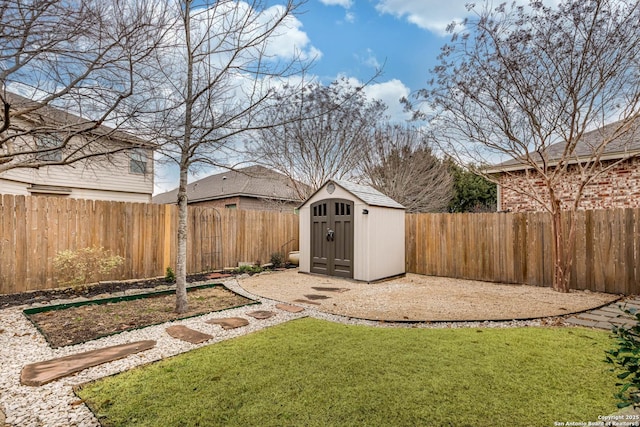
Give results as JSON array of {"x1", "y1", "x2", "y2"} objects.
[
  {"x1": 175, "y1": 164, "x2": 189, "y2": 313},
  {"x1": 175, "y1": 0, "x2": 193, "y2": 314},
  {"x1": 550, "y1": 198, "x2": 577, "y2": 293}
]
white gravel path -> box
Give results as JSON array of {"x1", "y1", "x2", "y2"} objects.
[{"x1": 0, "y1": 276, "x2": 558, "y2": 427}]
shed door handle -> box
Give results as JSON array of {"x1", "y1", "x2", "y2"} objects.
[{"x1": 326, "y1": 229, "x2": 335, "y2": 241}]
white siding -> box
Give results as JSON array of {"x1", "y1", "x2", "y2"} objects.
[{"x1": 0, "y1": 149, "x2": 153, "y2": 201}]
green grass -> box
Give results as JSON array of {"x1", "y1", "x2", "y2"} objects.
[{"x1": 77, "y1": 318, "x2": 617, "y2": 427}]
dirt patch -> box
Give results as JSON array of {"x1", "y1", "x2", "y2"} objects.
[
  {"x1": 26, "y1": 286, "x2": 254, "y2": 348},
  {"x1": 239, "y1": 269, "x2": 621, "y2": 321},
  {"x1": 0, "y1": 273, "x2": 216, "y2": 309}
]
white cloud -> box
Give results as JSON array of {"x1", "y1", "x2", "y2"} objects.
[
  {"x1": 375, "y1": 0, "x2": 560, "y2": 35},
  {"x1": 355, "y1": 48, "x2": 380, "y2": 69},
  {"x1": 363, "y1": 79, "x2": 412, "y2": 122},
  {"x1": 319, "y1": 0, "x2": 353, "y2": 7},
  {"x1": 375, "y1": 0, "x2": 467, "y2": 35},
  {"x1": 344, "y1": 11, "x2": 355, "y2": 23}
]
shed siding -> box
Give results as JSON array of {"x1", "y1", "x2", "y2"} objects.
[
  {"x1": 363, "y1": 208, "x2": 405, "y2": 281},
  {"x1": 300, "y1": 181, "x2": 405, "y2": 282}
]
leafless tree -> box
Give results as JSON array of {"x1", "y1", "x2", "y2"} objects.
[
  {"x1": 0, "y1": 0, "x2": 170, "y2": 172},
  {"x1": 253, "y1": 77, "x2": 387, "y2": 199},
  {"x1": 358, "y1": 124, "x2": 453, "y2": 213},
  {"x1": 413, "y1": 0, "x2": 640, "y2": 292},
  {"x1": 145, "y1": 0, "x2": 311, "y2": 313}
]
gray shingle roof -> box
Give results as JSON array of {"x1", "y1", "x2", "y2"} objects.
[
  {"x1": 152, "y1": 165, "x2": 305, "y2": 204},
  {"x1": 301, "y1": 180, "x2": 404, "y2": 209},
  {"x1": 6, "y1": 92, "x2": 151, "y2": 147},
  {"x1": 488, "y1": 119, "x2": 640, "y2": 172}
]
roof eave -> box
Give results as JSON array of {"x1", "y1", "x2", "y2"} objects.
[{"x1": 486, "y1": 150, "x2": 640, "y2": 174}]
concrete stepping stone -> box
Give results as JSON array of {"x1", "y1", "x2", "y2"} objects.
[
  {"x1": 276, "y1": 303, "x2": 305, "y2": 313},
  {"x1": 165, "y1": 325, "x2": 213, "y2": 344},
  {"x1": 246, "y1": 310, "x2": 276, "y2": 320},
  {"x1": 304, "y1": 294, "x2": 331, "y2": 300},
  {"x1": 293, "y1": 299, "x2": 321, "y2": 306},
  {"x1": 21, "y1": 340, "x2": 156, "y2": 386},
  {"x1": 205, "y1": 317, "x2": 249, "y2": 330},
  {"x1": 312, "y1": 287, "x2": 350, "y2": 293}
]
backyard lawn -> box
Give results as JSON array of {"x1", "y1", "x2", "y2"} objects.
[{"x1": 77, "y1": 318, "x2": 618, "y2": 427}]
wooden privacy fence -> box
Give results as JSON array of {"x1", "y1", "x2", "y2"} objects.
[
  {"x1": 406, "y1": 209, "x2": 640, "y2": 294},
  {"x1": 0, "y1": 195, "x2": 299, "y2": 295}
]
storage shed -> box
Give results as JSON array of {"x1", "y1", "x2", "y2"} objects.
[{"x1": 299, "y1": 180, "x2": 405, "y2": 282}]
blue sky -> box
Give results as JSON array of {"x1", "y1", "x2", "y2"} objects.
[
  {"x1": 292, "y1": 0, "x2": 467, "y2": 122},
  {"x1": 301, "y1": 0, "x2": 451, "y2": 90},
  {"x1": 154, "y1": 0, "x2": 473, "y2": 193}
]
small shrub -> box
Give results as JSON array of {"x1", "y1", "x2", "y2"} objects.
[
  {"x1": 165, "y1": 267, "x2": 176, "y2": 283},
  {"x1": 605, "y1": 306, "x2": 640, "y2": 408},
  {"x1": 53, "y1": 246, "x2": 124, "y2": 288},
  {"x1": 270, "y1": 252, "x2": 285, "y2": 268},
  {"x1": 235, "y1": 265, "x2": 263, "y2": 275}
]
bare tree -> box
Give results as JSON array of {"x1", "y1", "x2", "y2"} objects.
[
  {"x1": 358, "y1": 124, "x2": 453, "y2": 213},
  {"x1": 413, "y1": 0, "x2": 640, "y2": 292},
  {"x1": 0, "y1": 0, "x2": 169, "y2": 171},
  {"x1": 253, "y1": 78, "x2": 387, "y2": 199},
  {"x1": 146, "y1": 0, "x2": 311, "y2": 313}
]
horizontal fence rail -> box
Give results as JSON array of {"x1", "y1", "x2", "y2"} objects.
[
  {"x1": 406, "y1": 210, "x2": 640, "y2": 294},
  {"x1": 0, "y1": 195, "x2": 299, "y2": 295}
]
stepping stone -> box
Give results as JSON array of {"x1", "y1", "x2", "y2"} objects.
[
  {"x1": 21, "y1": 340, "x2": 156, "y2": 386},
  {"x1": 293, "y1": 299, "x2": 321, "y2": 306},
  {"x1": 565, "y1": 317, "x2": 598, "y2": 328},
  {"x1": 312, "y1": 287, "x2": 350, "y2": 293},
  {"x1": 165, "y1": 325, "x2": 213, "y2": 344},
  {"x1": 205, "y1": 317, "x2": 249, "y2": 330},
  {"x1": 247, "y1": 310, "x2": 276, "y2": 320},
  {"x1": 304, "y1": 294, "x2": 331, "y2": 300},
  {"x1": 276, "y1": 303, "x2": 305, "y2": 313}
]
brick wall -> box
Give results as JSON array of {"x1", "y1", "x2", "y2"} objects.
[
  {"x1": 190, "y1": 196, "x2": 299, "y2": 212},
  {"x1": 499, "y1": 157, "x2": 640, "y2": 212}
]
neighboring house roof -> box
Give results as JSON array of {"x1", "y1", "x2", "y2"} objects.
[
  {"x1": 4, "y1": 91, "x2": 152, "y2": 148},
  {"x1": 152, "y1": 165, "x2": 305, "y2": 204},
  {"x1": 301, "y1": 179, "x2": 405, "y2": 210},
  {"x1": 486, "y1": 119, "x2": 640, "y2": 173}
]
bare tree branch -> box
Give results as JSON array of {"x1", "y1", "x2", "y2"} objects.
[{"x1": 415, "y1": 0, "x2": 640, "y2": 292}]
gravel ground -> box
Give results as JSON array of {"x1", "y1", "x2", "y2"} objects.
[
  {"x1": 0, "y1": 271, "x2": 620, "y2": 426},
  {"x1": 239, "y1": 269, "x2": 620, "y2": 321}
]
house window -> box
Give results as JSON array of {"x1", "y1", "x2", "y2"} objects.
[
  {"x1": 35, "y1": 134, "x2": 63, "y2": 162},
  {"x1": 129, "y1": 149, "x2": 147, "y2": 174},
  {"x1": 225, "y1": 203, "x2": 237, "y2": 209}
]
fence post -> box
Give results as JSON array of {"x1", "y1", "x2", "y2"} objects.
[{"x1": 163, "y1": 204, "x2": 172, "y2": 272}]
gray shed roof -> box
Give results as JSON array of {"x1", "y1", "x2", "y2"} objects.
[
  {"x1": 487, "y1": 118, "x2": 640, "y2": 173},
  {"x1": 301, "y1": 179, "x2": 405, "y2": 209},
  {"x1": 152, "y1": 165, "x2": 305, "y2": 204}
]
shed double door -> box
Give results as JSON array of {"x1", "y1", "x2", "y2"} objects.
[{"x1": 310, "y1": 199, "x2": 353, "y2": 278}]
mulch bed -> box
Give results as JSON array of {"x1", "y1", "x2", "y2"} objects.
[
  {"x1": 0, "y1": 273, "x2": 216, "y2": 309},
  {"x1": 26, "y1": 286, "x2": 254, "y2": 348}
]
